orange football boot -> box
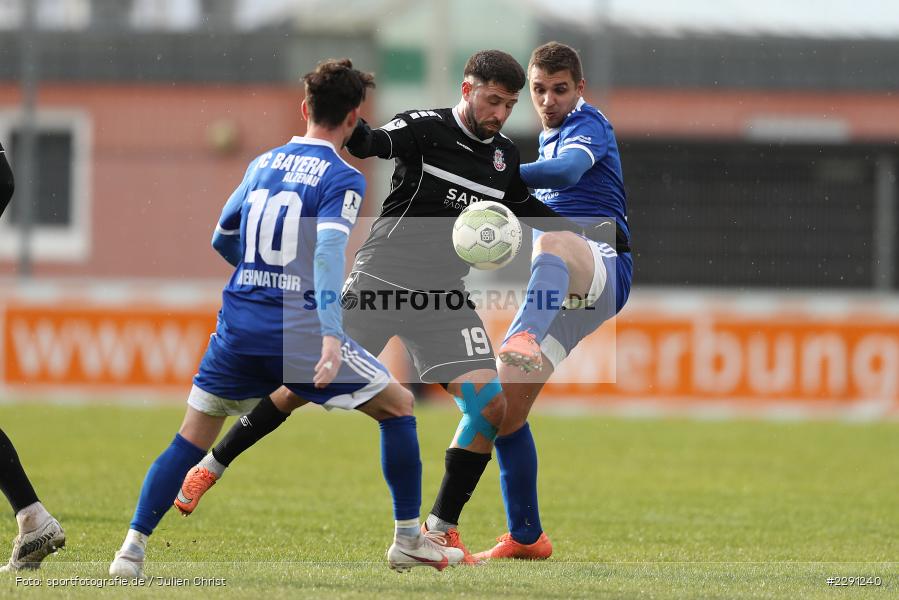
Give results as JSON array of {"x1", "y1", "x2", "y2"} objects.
[
  {"x1": 472, "y1": 532, "x2": 553, "y2": 561},
  {"x1": 421, "y1": 524, "x2": 483, "y2": 566},
  {"x1": 174, "y1": 466, "x2": 218, "y2": 515},
  {"x1": 498, "y1": 331, "x2": 542, "y2": 373}
]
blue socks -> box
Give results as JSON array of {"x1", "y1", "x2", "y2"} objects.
[
  {"x1": 379, "y1": 416, "x2": 422, "y2": 521},
  {"x1": 130, "y1": 433, "x2": 206, "y2": 535},
  {"x1": 128, "y1": 420, "x2": 422, "y2": 535},
  {"x1": 495, "y1": 422, "x2": 542, "y2": 545},
  {"x1": 506, "y1": 253, "x2": 569, "y2": 343}
]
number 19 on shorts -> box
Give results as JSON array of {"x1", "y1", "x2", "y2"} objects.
[{"x1": 461, "y1": 327, "x2": 490, "y2": 356}]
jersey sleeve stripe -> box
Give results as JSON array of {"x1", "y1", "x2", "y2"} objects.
[
  {"x1": 317, "y1": 222, "x2": 350, "y2": 235},
  {"x1": 422, "y1": 162, "x2": 504, "y2": 199},
  {"x1": 558, "y1": 143, "x2": 595, "y2": 165},
  {"x1": 215, "y1": 224, "x2": 240, "y2": 236},
  {"x1": 376, "y1": 128, "x2": 395, "y2": 159}
]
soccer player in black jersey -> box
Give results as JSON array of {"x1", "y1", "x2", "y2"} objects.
[
  {"x1": 338, "y1": 51, "x2": 610, "y2": 563},
  {"x1": 0, "y1": 143, "x2": 66, "y2": 571},
  {"x1": 0, "y1": 141, "x2": 12, "y2": 219},
  {"x1": 177, "y1": 50, "x2": 605, "y2": 564}
]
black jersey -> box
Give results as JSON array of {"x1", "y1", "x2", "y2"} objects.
[
  {"x1": 351, "y1": 107, "x2": 529, "y2": 291},
  {"x1": 0, "y1": 141, "x2": 12, "y2": 219}
]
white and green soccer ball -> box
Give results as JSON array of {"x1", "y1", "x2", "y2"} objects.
[{"x1": 452, "y1": 200, "x2": 522, "y2": 270}]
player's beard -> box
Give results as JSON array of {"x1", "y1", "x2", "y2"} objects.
[
  {"x1": 476, "y1": 119, "x2": 501, "y2": 138},
  {"x1": 464, "y1": 106, "x2": 500, "y2": 140}
]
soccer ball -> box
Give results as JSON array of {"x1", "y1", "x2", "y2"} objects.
[{"x1": 452, "y1": 200, "x2": 522, "y2": 270}]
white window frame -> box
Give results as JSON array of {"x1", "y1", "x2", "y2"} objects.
[{"x1": 0, "y1": 109, "x2": 92, "y2": 262}]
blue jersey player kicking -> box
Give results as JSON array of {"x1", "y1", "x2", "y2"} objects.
[
  {"x1": 473, "y1": 42, "x2": 633, "y2": 560},
  {"x1": 108, "y1": 59, "x2": 464, "y2": 578}
]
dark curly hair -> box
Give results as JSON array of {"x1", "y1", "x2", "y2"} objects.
[
  {"x1": 463, "y1": 50, "x2": 526, "y2": 92},
  {"x1": 303, "y1": 58, "x2": 376, "y2": 128}
]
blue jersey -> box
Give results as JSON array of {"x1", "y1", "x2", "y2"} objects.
[
  {"x1": 214, "y1": 137, "x2": 364, "y2": 355},
  {"x1": 532, "y1": 97, "x2": 629, "y2": 239}
]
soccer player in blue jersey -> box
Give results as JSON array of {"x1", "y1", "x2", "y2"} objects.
[
  {"x1": 175, "y1": 50, "x2": 617, "y2": 566},
  {"x1": 474, "y1": 42, "x2": 633, "y2": 560},
  {"x1": 108, "y1": 59, "x2": 464, "y2": 577}
]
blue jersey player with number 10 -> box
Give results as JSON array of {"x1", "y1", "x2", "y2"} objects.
[
  {"x1": 109, "y1": 59, "x2": 463, "y2": 578},
  {"x1": 474, "y1": 42, "x2": 633, "y2": 560}
]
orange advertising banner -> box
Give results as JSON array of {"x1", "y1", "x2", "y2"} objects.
[
  {"x1": 2, "y1": 285, "x2": 897, "y2": 417},
  {"x1": 3, "y1": 302, "x2": 216, "y2": 389},
  {"x1": 534, "y1": 296, "x2": 899, "y2": 416}
]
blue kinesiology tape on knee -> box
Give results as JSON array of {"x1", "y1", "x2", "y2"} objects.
[{"x1": 453, "y1": 378, "x2": 502, "y2": 447}]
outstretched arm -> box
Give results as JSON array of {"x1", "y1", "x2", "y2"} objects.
[
  {"x1": 502, "y1": 173, "x2": 607, "y2": 243},
  {"x1": 346, "y1": 116, "x2": 420, "y2": 161},
  {"x1": 520, "y1": 149, "x2": 593, "y2": 189},
  {"x1": 345, "y1": 119, "x2": 393, "y2": 159}
]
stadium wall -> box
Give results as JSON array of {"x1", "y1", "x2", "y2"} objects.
[
  {"x1": 0, "y1": 83, "x2": 374, "y2": 277},
  {"x1": 600, "y1": 88, "x2": 899, "y2": 141}
]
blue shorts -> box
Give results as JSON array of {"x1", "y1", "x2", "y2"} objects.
[
  {"x1": 541, "y1": 248, "x2": 633, "y2": 369},
  {"x1": 189, "y1": 333, "x2": 389, "y2": 416}
]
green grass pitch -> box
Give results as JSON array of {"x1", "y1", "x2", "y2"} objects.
[{"x1": 0, "y1": 402, "x2": 896, "y2": 599}]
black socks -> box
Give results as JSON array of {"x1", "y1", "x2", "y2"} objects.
[
  {"x1": 211, "y1": 396, "x2": 290, "y2": 466},
  {"x1": 0, "y1": 428, "x2": 39, "y2": 513},
  {"x1": 429, "y1": 447, "x2": 491, "y2": 525}
]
